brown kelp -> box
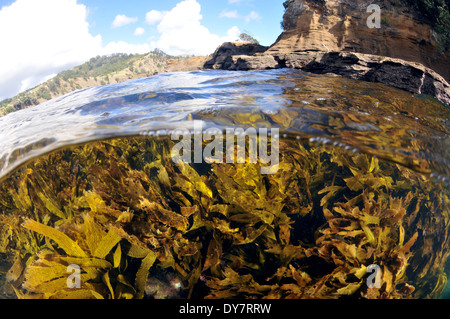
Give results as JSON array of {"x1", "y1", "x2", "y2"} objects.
[{"x1": 0, "y1": 133, "x2": 448, "y2": 299}]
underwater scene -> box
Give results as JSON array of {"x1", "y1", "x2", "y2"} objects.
[{"x1": 0, "y1": 69, "x2": 448, "y2": 299}]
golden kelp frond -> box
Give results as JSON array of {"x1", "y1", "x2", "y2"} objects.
[
  {"x1": 306, "y1": 193, "x2": 419, "y2": 298},
  {"x1": 139, "y1": 198, "x2": 189, "y2": 232},
  {"x1": 205, "y1": 267, "x2": 272, "y2": 299},
  {"x1": 0, "y1": 135, "x2": 448, "y2": 299},
  {"x1": 16, "y1": 214, "x2": 161, "y2": 299},
  {"x1": 22, "y1": 250, "x2": 109, "y2": 298},
  {"x1": 22, "y1": 219, "x2": 87, "y2": 258}
]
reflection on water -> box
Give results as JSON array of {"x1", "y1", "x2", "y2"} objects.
[
  {"x1": 0, "y1": 69, "x2": 448, "y2": 299},
  {"x1": 0, "y1": 69, "x2": 448, "y2": 181}
]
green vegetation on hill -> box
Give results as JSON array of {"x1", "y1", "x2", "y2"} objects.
[
  {"x1": 238, "y1": 32, "x2": 260, "y2": 44},
  {"x1": 0, "y1": 49, "x2": 188, "y2": 116},
  {"x1": 59, "y1": 53, "x2": 139, "y2": 81},
  {"x1": 403, "y1": 0, "x2": 450, "y2": 50},
  {"x1": 58, "y1": 50, "x2": 177, "y2": 81}
]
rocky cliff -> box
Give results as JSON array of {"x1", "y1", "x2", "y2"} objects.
[
  {"x1": 274, "y1": 0, "x2": 450, "y2": 80},
  {"x1": 204, "y1": 0, "x2": 450, "y2": 104}
]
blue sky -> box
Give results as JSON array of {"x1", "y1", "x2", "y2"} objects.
[
  {"x1": 0, "y1": 0, "x2": 285, "y2": 100},
  {"x1": 82, "y1": 0, "x2": 285, "y2": 47}
]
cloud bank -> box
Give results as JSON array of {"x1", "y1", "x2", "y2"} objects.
[
  {"x1": 0, "y1": 0, "x2": 103, "y2": 100},
  {"x1": 219, "y1": 8, "x2": 261, "y2": 23},
  {"x1": 149, "y1": 0, "x2": 241, "y2": 56},
  {"x1": 0, "y1": 0, "x2": 241, "y2": 100},
  {"x1": 111, "y1": 14, "x2": 138, "y2": 28}
]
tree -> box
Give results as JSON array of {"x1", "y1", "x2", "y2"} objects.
[
  {"x1": 238, "y1": 32, "x2": 259, "y2": 44},
  {"x1": 402, "y1": 0, "x2": 449, "y2": 49}
]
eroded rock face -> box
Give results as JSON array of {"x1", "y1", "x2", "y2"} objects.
[
  {"x1": 203, "y1": 0, "x2": 450, "y2": 105},
  {"x1": 274, "y1": 0, "x2": 449, "y2": 81},
  {"x1": 203, "y1": 42, "x2": 269, "y2": 70},
  {"x1": 299, "y1": 51, "x2": 450, "y2": 105}
]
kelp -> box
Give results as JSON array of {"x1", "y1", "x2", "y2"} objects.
[
  {"x1": 13, "y1": 215, "x2": 157, "y2": 299},
  {"x1": 0, "y1": 134, "x2": 448, "y2": 299}
]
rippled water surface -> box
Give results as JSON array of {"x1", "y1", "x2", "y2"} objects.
[
  {"x1": 1, "y1": 69, "x2": 449, "y2": 180},
  {"x1": 0, "y1": 69, "x2": 449, "y2": 299}
]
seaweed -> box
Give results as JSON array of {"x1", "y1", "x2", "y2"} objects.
[{"x1": 0, "y1": 134, "x2": 448, "y2": 299}]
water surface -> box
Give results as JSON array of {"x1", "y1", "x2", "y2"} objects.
[{"x1": 0, "y1": 69, "x2": 448, "y2": 299}]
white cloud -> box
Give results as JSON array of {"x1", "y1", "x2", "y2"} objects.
[
  {"x1": 145, "y1": 9, "x2": 167, "y2": 25},
  {"x1": 112, "y1": 14, "x2": 138, "y2": 28},
  {"x1": 150, "y1": 0, "x2": 241, "y2": 56},
  {"x1": 0, "y1": 0, "x2": 103, "y2": 100},
  {"x1": 245, "y1": 11, "x2": 261, "y2": 23},
  {"x1": 0, "y1": 0, "x2": 245, "y2": 100},
  {"x1": 226, "y1": 26, "x2": 242, "y2": 41},
  {"x1": 219, "y1": 9, "x2": 240, "y2": 19},
  {"x1": 220, "y1": 9, "x2": 261, "y2": 24},
  {"x1": 134, "y1": 27, "x2": 145, "y2": 36}
]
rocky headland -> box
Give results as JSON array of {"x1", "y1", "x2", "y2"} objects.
[{"x1": 203, "y1": 0, "x2": 450, "y2": 105}]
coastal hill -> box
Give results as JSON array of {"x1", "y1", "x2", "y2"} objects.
[
  {"x1": 0, "y1": 50, "x2": 199, "y2": 116},
  {"x1": 0, "y1": 33, "x2": 259, "y2": 117}
]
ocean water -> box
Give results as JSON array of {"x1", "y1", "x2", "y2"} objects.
[{"x1": 0, "y1": 69, "x2": 448, "y2": 299}]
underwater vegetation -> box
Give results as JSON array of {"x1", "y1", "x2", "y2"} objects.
[
  {"x1": 0, "y1": 69, "x2": 449, "y2": 299},
  {"x1": 0, "y1": 134, "x2": 448, "y2": 299}
]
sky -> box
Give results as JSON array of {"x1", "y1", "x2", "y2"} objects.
[{"x1": 0, "y1": 0, "x2": 285, "y2": 101}]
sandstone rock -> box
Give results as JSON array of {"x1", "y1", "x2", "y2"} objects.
[
  {"x1": 202, "y1": 0, "x2": 450, "y2": 105},
  {"x1": 166, "y1": 56, "x2": 209, "y2": 72},
  {"x1": 274, "y1": 0, "x2": 450, "y2": 81},
  {"x1": 203, "y1": 42, "x2": 269, "y2": 70},
  {"x1": 301, "y1": 51, "x2": 450, "y2": 105}
]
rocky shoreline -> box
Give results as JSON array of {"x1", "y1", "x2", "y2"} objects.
[
  {"x1": 201, "y1": 0, "x2": 450, "y2": 105},
  {"x1": 202, "y1": 42, "x2": 450, "y2": 105}
]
